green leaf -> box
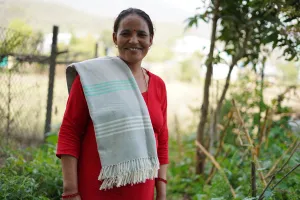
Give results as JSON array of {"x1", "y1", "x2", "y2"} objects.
[
  {"x1": 264, "y1": 189, "x2": 273, "y2": 198},
  {"x1": 45, "y1": 132, "x2": 58, "y2": 145}
]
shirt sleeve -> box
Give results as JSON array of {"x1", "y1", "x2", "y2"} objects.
[
  {"x1": 56, "y1": 75, "x2": 90, "y2": 159},
  {"x1": 157, "y1": 79, "x2": 169, "y2": 165}
]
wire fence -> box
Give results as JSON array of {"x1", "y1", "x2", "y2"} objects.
[
  {"x1": 0, "y1": 63, "x2": 48, "y2": 144},
  {"x1": 0, "y1": 26, "x2": 92, "y2": 145},
  {"x1": 0, "y1": 27, "x2": 48, "y2": 144}
]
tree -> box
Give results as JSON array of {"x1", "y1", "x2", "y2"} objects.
[
  {"x1": 68, "y1": 33, "x2": 97, "y2": 59},
  {"x1": 8, "y1": 19, "x2": 33, "y2": 35},
  {"x1": 187, "y1": 0, "x2": 300, "y2": 175},
  {"x1": 186, "y1": 0, "x2": 221, "y2": 174},
  {"x1": 0, "y1": 19, "x2": 33, "y2": 56}
]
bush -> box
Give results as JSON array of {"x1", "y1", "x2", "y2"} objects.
[{"x1": 0, "y1": 143, "x2": 62, "y2": 200}]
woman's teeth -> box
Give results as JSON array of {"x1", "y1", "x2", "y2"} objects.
[{"x1": 128, "y1": 48, "x2": 141, "y2": 50}]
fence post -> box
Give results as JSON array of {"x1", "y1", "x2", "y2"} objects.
[
  {"x1": 44, "y1": 25, "x2": 59, "y2": 138},
  {"x1": 95, "y1": 42, "x2": 99, "y2": 58}
]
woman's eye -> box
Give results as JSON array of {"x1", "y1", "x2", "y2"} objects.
[{"x1": 120, "y1": 32, "x2": 129, "y2": 36}]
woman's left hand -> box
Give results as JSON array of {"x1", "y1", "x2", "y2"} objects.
[{"x1": 156, "y1": 193, "x2": 167, "y2": 200}]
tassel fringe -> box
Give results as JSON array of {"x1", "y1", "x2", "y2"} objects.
[{"x1": 98, "y1": 157, "x2": 159, "y2": 190}]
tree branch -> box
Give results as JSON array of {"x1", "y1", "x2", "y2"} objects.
[
  {"x1": 195, "y1": 140, "x2": 236, "y2": 198},
  {"x1": 258, "y1": 141, "x2": 299, "y2": 200},
  {"x1": 271, "y1": 164, "x2": 300, "y2": 190},
  {"x1": 265, "y1": 140, "x2": 299, "y2": 178},
  {"x1": 258, "y1": 176, "x2": 275, "y2": 200},
  {"x1": 232, "y1": 99, "x2": 267, "y2": 186},
  {"x1": 274, "y1": 141, "x2": 299, "y2": 174},
  {"x1": 206, "y1": 111, "x2": 233, "y2": 184}
]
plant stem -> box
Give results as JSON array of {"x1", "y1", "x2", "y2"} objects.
[{"x1": 271, "y1": 164, "x2": 300, "y2": 190}]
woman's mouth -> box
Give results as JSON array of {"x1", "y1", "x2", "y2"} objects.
[{"x1": 125, "y1": 47, "x2": 143, "y2": 51}]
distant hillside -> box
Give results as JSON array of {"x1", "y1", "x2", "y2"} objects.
[
  {"x1": 0, "y1": 0, "x2": 114, "y2": 33},
  {"x1": 0, "y1": 0, "x2": 205, "y2": 43}
]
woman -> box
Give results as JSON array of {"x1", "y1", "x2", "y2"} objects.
[{"x1": 56, "y1": 8, "x2": 169, "y2": 200}]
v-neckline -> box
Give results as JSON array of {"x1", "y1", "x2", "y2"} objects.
[{"x1": 141, "y1": 69, "x2": 151, "y2": 94}]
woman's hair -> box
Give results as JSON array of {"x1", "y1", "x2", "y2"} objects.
[{"x1": 113, "y1": 8, "x2": 154, "y2": 37}]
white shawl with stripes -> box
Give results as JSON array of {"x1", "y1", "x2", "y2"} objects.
[{"x1": 66, "y1": 56, "x2": 159, "y2": 190}]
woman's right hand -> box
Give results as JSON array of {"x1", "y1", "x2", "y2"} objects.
[
  {"x1": 64, "y1": 196, "x2": 81, "y2": 200},
  {"x1": 61, "y1": 194, "x2": 81, "y2": 200},
  {"x1": 61, "y1": 155, "x2": 80, "y2": 200}
]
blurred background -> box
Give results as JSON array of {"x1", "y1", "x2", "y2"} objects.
[{"x1": 0, "y1": 0, "x2": 299, "y2": 199}]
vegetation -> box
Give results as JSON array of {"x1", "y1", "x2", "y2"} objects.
[
  {"x1": 167, "y1": 73, "x2": 300, "y2": 200},
  {"x1": 186, "y1": 0, "x2": 300, "y2": 176},
  {"x1": 0, "y1": 137, "x2": 62, "y2": 200},
  {"x1": 1, "y1": 78, "x2": 299, "y2": 199},
  {"x1": 0, "y1": 1, "x2": 299, "y2": 200}
]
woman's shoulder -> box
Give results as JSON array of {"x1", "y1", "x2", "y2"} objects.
[
  {"x1": 73, "y1": 75, "x2": 82, "y2": 87},
  {"x1": 147, "y1": 70, "x2": 166, "y2": 88},
  {"x1": 70, "y1": 75, "x2": 84, "y2": 94}
]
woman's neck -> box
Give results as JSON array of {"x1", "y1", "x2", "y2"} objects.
[
  {"x1": 126, "y1": 61, "x2": 143, "y2": 76},
  {"x1": 117, "y1": 57, "x2": 143, "y2": 76}
]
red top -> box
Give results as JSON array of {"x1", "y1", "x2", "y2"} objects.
[{"x1": 56, "y1": 70, "x2": 169, "y2": 200}]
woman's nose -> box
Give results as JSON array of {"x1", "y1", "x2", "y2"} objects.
[{"x1": 129, "y1": 34, "x2": 138, "y2": 44}]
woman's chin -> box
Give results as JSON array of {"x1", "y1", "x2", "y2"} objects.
[{"x1": 123, "y1": 55, "x2": 143, "y2": 64}]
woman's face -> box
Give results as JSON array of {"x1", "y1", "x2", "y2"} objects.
[{"x1": 113, "y1": 14, "x2": 153, "y2": 65}]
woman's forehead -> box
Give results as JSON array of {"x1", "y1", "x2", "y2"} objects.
[{"x1": 118, "y1": 14, "x2": 149, "y2": 32}]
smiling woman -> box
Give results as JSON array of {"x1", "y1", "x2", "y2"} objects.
[
  {"x1": 56, "y1": 8, "x2": 169, "y2": 200},
  {"x1": 113, "y1": 9, "x2": 153, "y2": 67}
]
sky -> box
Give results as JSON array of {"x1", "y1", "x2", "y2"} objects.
[{"x1": 41, "y1": 0, "x2": 203, "y2": 23}]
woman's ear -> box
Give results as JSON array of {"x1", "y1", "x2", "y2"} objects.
[
  {"x1": 149, "y1": 35, "x2": 153, "y2": 46},
  {"x1": 113, "y1": 32, "x2": 117, "y2": 46}
]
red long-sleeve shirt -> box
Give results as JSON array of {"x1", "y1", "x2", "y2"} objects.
[{"x1": 56, "y1": 70, "x2": 169, "y2": 200}]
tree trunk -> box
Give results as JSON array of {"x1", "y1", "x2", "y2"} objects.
[
  {"x1": 258, "y1": 57, "x2": 266, "y2": 134},
  {"x1": 196, "y1": 0, "x2": 221, "y2": 175},
  {"x1": 210, "y1": 26, "x2": 251, "y2": 146},
  {"x1": 251, "y1": 162, "x2": 257, "y2": 197},
  {"x1": 211, "y1": 62, "x2": 236, "y2": 148}
]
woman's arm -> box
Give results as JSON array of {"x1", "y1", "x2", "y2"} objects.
[
  {"x1": 56, "y1": 76, "x2": 89, "y2": 199},
  {"x1": 156, "y1": 79, "x2": 169, "y2": 200},
  {"x1": 61, "y1": 155, "x2": 79, "y2": 195},
  {"x1": 156, "y1": 164, "x2": 168, "y2": 200}
]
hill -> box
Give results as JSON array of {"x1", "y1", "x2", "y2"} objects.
[{"x1": 0, "y1": 0, "x2": 201, "y2": 43}]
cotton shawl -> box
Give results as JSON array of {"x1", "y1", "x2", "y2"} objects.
[{"x1": 66, "y1": 56, "x2": 159, "y2": 190}]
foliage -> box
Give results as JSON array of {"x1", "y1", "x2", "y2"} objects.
[
  {"x1": 8, "y1": 19, "x2": 33, "y2": 35},
  {"x1": 0, "y1": 142, "x2": 63, "y2": 200},
  {"x1": 68, "y1": 33, "x2": 97, "y2": 59},
  {"x1": 0, "y1": 20, "x2": 31, "y2": 56},
  {"x1": 167, "y1": 73, "x2": 299, "y2": 200},
  {"x1": 187, "y1": 0, "x2": 300, "y2": 65},
  {"x1": 186, "y1": 0, "x2": 300, "y2": 177},
  {"x1": 167, "y1": 134, "x2": 203, "y2": 200},
  {"x1": 0, "y1": 20, "x2": 44, "y2": 58}
]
